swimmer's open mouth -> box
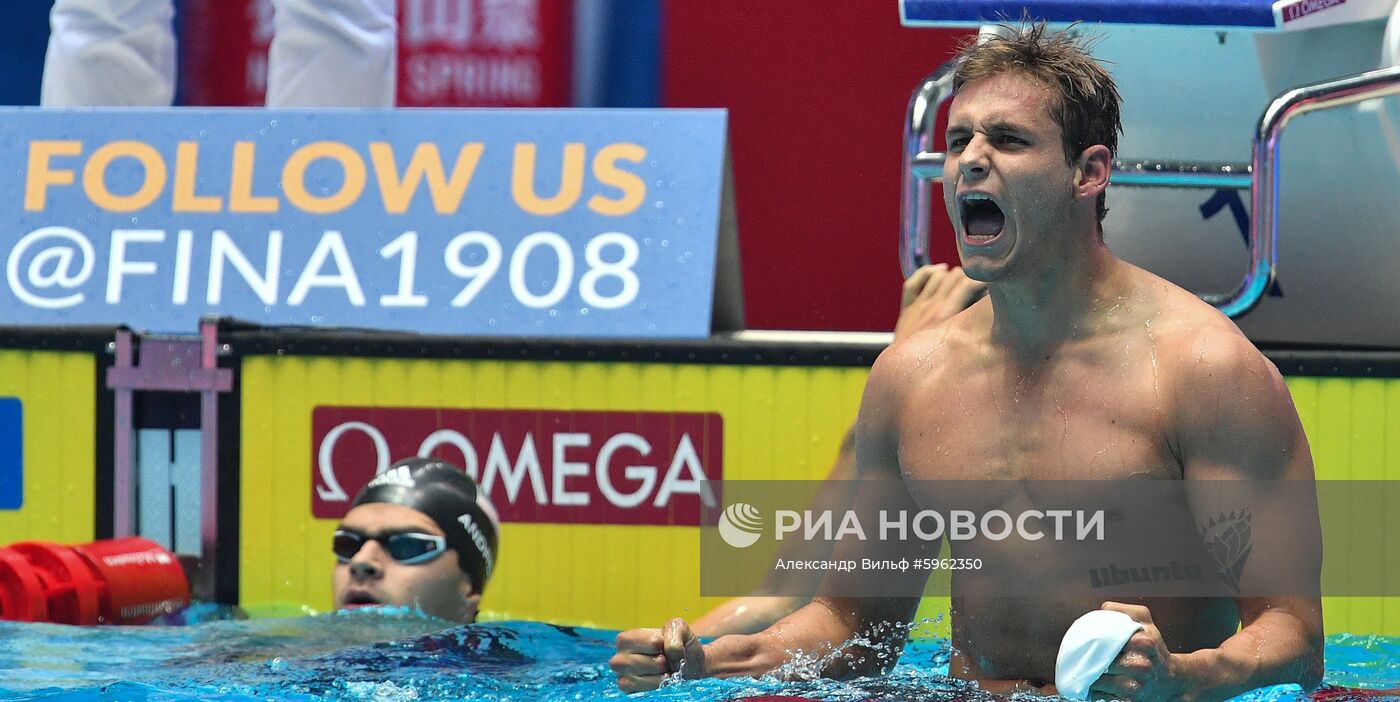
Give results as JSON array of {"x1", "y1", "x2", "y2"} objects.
[
  {"x1": 959, "y1": 192, "x2": 1005, "y2": 244},
  {"x1": 343, "y1": 592, "x2": 382, "y2": 608}
]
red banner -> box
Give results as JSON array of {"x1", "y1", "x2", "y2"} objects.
[
  {"x1": 311, "y1": 406, "x2": 722, "y2": 525},
  {"x1": 397, "y1": 0, "x2": 572, "y2": 107},
  {"x1": 179, "y1": 0, "x2": 571, "y2": 107}
]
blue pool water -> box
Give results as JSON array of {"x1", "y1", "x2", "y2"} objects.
[{"x1": 0, "y1": 610, "x2": 1396, "y2": 701}]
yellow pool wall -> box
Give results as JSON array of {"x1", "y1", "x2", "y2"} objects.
[
  {"x1": 0, "y1": 350, "x2": 97, "y2": 546},
  {"x1": 237, "y1": 355, "x2": 1400, "y2": 637}
]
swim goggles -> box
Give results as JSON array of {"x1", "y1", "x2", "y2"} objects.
[{"x1": 333, "y1": 528, "x2": 448, "y2": 565}]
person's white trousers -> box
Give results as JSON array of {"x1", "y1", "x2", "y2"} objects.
[
  {"x1": 266, "y1": 0, "x2": 396, "y2": 107},
  {"x1": 41, "y1": 0, "x2": 396, "y2": 107}
]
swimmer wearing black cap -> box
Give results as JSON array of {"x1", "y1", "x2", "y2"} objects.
[{"x1": 332, "y1": 457, "x2": 501, "y2": 623}]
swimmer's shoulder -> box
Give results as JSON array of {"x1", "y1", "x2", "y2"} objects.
[
  {"x1": 879, "y1": 304, "x2": 984, "y2": 376},
  {"x1": 1128, "y1": 265, "x2": 1294, "y2": 413},
  {"x1": 867, "y1": 312, "x2": 982, "y2": 418},
  {"x1": 1158, "y1": 320, "x2": 1279, "y2": 393},
  {"x1": 1143, "y1": 288, "x2": 1308, "y2": 479},
  {"x1": 1126, "y1": 262, "x2": 1253, "y2": 343}
]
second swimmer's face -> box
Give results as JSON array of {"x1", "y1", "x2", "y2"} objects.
[{"x1": 332, "y1": 502, "x2": 479, "y2": 623}]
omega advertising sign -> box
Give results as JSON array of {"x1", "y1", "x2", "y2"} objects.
[{"x1": 311, "y1": 406, "x2": 722, "y2": 525}]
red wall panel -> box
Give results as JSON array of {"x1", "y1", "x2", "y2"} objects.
[{"x1": 663, "y1": 2, "x2": 970, "y2": 332}]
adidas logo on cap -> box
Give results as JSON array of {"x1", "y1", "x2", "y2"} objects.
[{"x1": 367, "y1": 465, "x2": 416, "y2": 489}]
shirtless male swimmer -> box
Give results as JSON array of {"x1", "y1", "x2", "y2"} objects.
[{"x1": 613, "y1": 22, "x2": 1323, "y2": 701}]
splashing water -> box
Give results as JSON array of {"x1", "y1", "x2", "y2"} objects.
[{"x1": 0, "y1": 610, "x2": 1394, "y2": 701}]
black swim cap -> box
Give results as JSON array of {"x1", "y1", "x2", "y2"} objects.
[{"x1": 350, "y1": 457, "x2": 501, "y2": 593}]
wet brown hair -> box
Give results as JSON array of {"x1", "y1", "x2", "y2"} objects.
[{"x1": 951, "y1": 20, "x2": 1123, "y2": 226}]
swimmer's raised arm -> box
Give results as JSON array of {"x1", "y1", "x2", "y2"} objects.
[
  {"x1": 612, "y1": 344, "x2": 932, "y2": 692},
  {"x1": 689, "y1": 427, "x2": 855, "y2": 637},
  {"x1": 1090, "y1": 326, "x2": 1324, "y2": 702}
]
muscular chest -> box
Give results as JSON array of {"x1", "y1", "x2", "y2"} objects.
[{"x1": 898, "y1": 345, "x2": 1180, "y2": 481}]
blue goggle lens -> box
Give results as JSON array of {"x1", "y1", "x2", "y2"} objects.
[{"x1": 333, "y1": 529, "x2": 447, "y2": 565}]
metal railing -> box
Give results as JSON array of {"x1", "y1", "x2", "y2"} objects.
[{"x1": 901, "y1": 62, "x2": 1400, "y2": 318}]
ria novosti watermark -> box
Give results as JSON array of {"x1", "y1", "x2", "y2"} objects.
[
  {"x1": 701, "y1": 480, "x2": 1392, "y2": 600},
  {"x1": 719, "y1": 502, "x2": 1106, "y2": 549}
]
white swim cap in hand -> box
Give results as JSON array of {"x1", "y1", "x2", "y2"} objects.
[{"x1": 1055, "y1": 609, "x2": 1143, "y2": 700}]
